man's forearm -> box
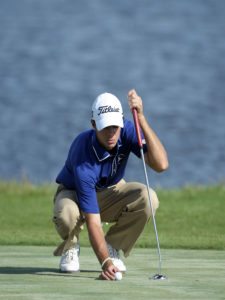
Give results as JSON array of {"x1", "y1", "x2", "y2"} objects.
[
  {"x1": 88, "y1": 224, "x2": 109, "y2": 262},
  {"x1": 84, "y1": 214, "x2": 111, "y2": 267},
  {"x1": 127, "y1": 89, "x2": 168, "y2": 172},
  {"x1": 138, "y1": 114, "x2": 169, "y2": 172}
]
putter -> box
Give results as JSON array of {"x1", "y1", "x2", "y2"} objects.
[{"x1": 132, "y1": 108, "x2": 167, "y2": 280}]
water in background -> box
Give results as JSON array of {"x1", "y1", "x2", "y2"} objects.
[{"x1": 0, "y1": 0, "x2": 225, "y2": 188}]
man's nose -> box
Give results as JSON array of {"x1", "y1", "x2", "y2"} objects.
[{"x1": 108, "y1": 126, "x2": 116, "y2": 134}]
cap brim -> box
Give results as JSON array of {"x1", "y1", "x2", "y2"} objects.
[{"x1": 96, "y1": 115, "x2": 124, "y2": 131}]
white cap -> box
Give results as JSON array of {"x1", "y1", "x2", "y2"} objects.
[{"x1": 92, "y1": 93, "x2": 124, "y2": 131}]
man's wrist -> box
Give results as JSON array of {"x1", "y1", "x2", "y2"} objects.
[
  {"x1": 138, "y1": 113, "x2": 146, "y2": 123},
  {"x1": 101, "y1": 257, "x2": 113, "y2": 270}
]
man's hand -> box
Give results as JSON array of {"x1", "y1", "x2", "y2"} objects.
[
  {"x1": 128, "y1": 89, "x2": 144, "y2": 116},
  {"x1": 99, "y1": 260, "x2": 120, "y2": 280},
  {"x1": 84, "y1": 213, "x2": 121, "y2": 281}
]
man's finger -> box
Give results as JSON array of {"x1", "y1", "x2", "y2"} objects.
[{"x1": 128, "y1": 89, "x2": 137, "y2": 98}]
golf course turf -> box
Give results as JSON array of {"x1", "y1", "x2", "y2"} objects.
[
  {"x1": 0, "y1": 182, "x2": 225, "y2": 299},
  {"x1": 0, "y1": 246, "x2": 225, "y2": 300}
]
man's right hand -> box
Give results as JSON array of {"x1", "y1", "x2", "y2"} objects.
[
  {"x1": 84, "y1": 213, "x2": 120, "y2": 280},
  {"x1": 99, "y1": 260, "x2": 120, "y2": 280}
]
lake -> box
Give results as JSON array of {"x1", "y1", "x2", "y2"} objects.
[{"x1": 0, "y1": 0, "x2": 225, "y2": 188}]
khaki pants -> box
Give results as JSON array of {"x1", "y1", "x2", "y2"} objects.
[{"x1": 52, "y1": 179, "x2": 159, "y2": 257}]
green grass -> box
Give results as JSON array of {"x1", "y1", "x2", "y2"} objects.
[
  {"x1": 0, "y1": 181, "x2": 225, "y2": 249},
  {"x1": 1, "y1": 182, "x2": 225, "y2": 299},
  {"x1": 0, "y1": 246, "x2": 225, "y2": 300}
]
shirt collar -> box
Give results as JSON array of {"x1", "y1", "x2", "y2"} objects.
[{"x1": 92, "y1": 131, "x2": 122, "y2": 162}]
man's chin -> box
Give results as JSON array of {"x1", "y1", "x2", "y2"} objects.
[{"x1": 106, "y1": 143, "x2": 116, "y2": 151}]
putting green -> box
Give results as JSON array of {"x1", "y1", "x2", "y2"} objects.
[{"x1": 0, "y1": 246, "x2": 224, "y2": 300}]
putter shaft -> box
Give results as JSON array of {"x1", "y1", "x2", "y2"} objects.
[
  {"x1": 140, "y1": 148, "x2": 162, "y2": 275},
  {"x1": 132, "y1": 108, "x2": 164, "y2": 277}
]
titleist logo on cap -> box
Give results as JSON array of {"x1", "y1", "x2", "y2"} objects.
[{"x1": 97, "y1": 105, "x2": 120, "y2": 116}]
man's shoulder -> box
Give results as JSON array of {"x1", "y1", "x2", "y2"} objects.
[
  {"x1": 69, "y1": 129, "x2": 93, "y2": 158},
  {"x1": 123, "y1": 118, "x2": 133, "y2": 128},
  {"x1": 77, "y1": 129, "x2": 93, "y2": 140},
  {"x1": 71, "y1": 129, "x2": 93, "y2": 146},
  {"x1": 121, "y1": 118, "x2": 134, "y2": 137}
]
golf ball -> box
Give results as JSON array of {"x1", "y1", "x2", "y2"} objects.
[{"x1": 115, "y1": 272, "x2": 122, "y2": 281}]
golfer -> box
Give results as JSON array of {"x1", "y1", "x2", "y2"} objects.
[{"x1": 52, "y1": 89, "x2": 168, "y2": 280}]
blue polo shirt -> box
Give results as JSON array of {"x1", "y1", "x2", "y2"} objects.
[{"x1": 56, "y1": 119, "x2": 147, "y2": 213}]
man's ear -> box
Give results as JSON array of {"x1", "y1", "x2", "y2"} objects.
[{"x1": 91, "y1": 119, "x2": 96, "y2": 129}]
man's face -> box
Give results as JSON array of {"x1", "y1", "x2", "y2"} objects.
[{"x1": 95, "y1": 125, "x2": 121, "y2": 151}]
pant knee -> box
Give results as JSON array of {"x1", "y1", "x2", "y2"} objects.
[
  {"x1": 141, "y1": 186, "x2": 159, "y2": 219},
  {"x1": 53, "y1": 199, "x2": 80, "y2": 239}
]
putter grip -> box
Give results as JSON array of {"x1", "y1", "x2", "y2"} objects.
[{"x1": 132, "y1": 108, "x2": 143, "y2": 148}]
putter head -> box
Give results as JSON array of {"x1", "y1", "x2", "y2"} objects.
[{"x1": 151, "y1": 274, "x2": 167, "y2": 280}]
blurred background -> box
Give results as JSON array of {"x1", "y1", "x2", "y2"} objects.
[{"x1": 0, "y1": 0, "x2": 225, "y2": 188}]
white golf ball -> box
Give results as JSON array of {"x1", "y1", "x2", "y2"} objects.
[{"x1": 115, "y1": 272, "x2": 122, "y2": 281}]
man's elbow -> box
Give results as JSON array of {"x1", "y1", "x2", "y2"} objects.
[{"x1": 156, "y1": 160, "x2": 169, "y2": 173}]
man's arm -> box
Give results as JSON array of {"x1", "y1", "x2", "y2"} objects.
[
  {"x1": 83, "y1": 212, "x2": 119, "y2": 280},
  {"x1": 128, "y1": 89, "x2": 169, "y2": 172}
]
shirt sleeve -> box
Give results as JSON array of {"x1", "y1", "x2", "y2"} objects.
[{"x1": 73, "y1": 164, "x2": 100, "y2": 214}]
